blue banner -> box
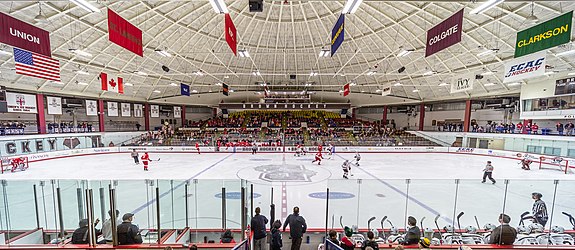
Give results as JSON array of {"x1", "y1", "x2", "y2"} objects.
[
  {"x1": 180, "y1": 83, "x2": 190, "y2": 96},
  {"x1": 331, "y1": 14, "x2": 345, "y2": 57}
]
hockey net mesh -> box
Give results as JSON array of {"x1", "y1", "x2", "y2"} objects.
[
  {"x1": 539, "y1": 156, "x2": 571, "y2": 174},
  {"x1": 1, "y1": 157, "x2": 29, "y2": 174}
]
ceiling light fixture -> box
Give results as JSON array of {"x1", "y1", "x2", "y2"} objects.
[
  {"x1": 349, "y1": 82, "x2": 357, "y2": 86},
  {"x1": 75, "y1": 69, "x2": 90, "y2": 75},
  {"x1": 477, "y1": 49, "x2": 498, "y2": 57},
  {"x1": 76, "y1": 81, "x2": 89, "y2": 86},
  {"x1": 484, "y1": 83, "x2": 496, "y2": 86},
  {"x1": 342, "y1": 0, "x2": 363, "y2": 14},
  {"x1": 438, "y1": 83, "x2": 449, "y2": 86},
  {"x1": 568, "y1": 72, "x2": 575, "y2": 76},
  {"x1": 238, "y1": 50, "x2": 250, "y2": 57},
  {"x1": 556, "y1": 50, "x2": 575, "y2": 57},
  {"x1": 209, "y1": 0, "x2": 229, "y2": 14},
  {"x1": 0, "y1": 50, "x2": 12, "y2": 56},
  {"x1": 544, "y1": 71, "x2": 556, "y2": 76},
  {"x1": 155, "y1": 49, "x2": 171, "y2": 57},
  {"x1": 525, "y1": 2, "x2": 539, "y2": 24},
  {"x1": 397, "y1": 49, "x2": 414, "y2": 57},
  {"x1": 124, "y1": 82, "x2": 133, "y2": 86},
  {"x1": 153, "y1": 90, "x2": 161, "y2": 93},
  {"x1": 192, "y1": 90, "x2": 198, "y2": 93},
  {"x1": 481, "y1": 71, "x2": 495, "y2": 76},
  {"x1": 393, "y1": 82, "x2": 402, "y2": 86},
  {"x1": 69, "y1": 48, "x2": 92, "y2": 58},
  {"x1": 310, "y1": 72, "x2": 318, "y2": 76},
  {"x1": 169, "y1": 83, "x2": 178, "y2": 86},
  {"x1": 194, "y1": 71, "x2": 204, "y2": 76},
  {"x1": 253, "y1": 71, "x2": 261, "y2": 76},
  {"x1": 422, "y1": 70, "x2": 436, "y2": 76},
  {"x1": 69, "y1": 0, "x2": 100, "y2": 13},
  {"x1": 134, "y1": 71, "x2": 148, "y2": 76},
  {"x1": 507, "y1": 82, "x2": 522, "y2": 86},
  {"x1": 412, "y1": 89, "x2": 420, "y2": 92},
  {"x1": 224, "y1": 75, "x2": 230, "y2": 79},
  {"x1": 34, "y1": 2, "x2": 48, "y2": 23},
  {"x1": 319, "y1": 49, "x2": 330, "y2": 57},
  {"x1": 366, "y1": 71, "x2": 377, "y2": 76},
  {"x1": 470, "y1": 0, "x2": 504, "y2": 15}
]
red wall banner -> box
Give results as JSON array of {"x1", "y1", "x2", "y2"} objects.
[
  {"x1": 107, "y1": 8, "x2": 143, "y2": 57},
  {"x1": 425, "y1": 9, "x2": 464, "y2": 57},
  {"x1": 225, "y1": 14, "x2": 237, "y2": 56},
  {"x1": 0, "y1": 12, "x2": 51, "y2": 57}
]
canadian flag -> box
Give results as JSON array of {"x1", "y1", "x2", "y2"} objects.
[{"x1": 101, "y1": 72, "x2": 124, "y2": 94}]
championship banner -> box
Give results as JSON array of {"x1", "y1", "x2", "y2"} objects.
[
  {"x1": 46, "y1": 96, "x2": 62, "y2": 115},
  {"x1": 425, "y1": 9, "x2": 464, "y2": 57},
  {"x1": 503, "y1": 51, "x2": 546, "y2": 83},
  {"x1": 181, "y1": 83, "x2": 190, "y2": 96},
  {"x1": 6, "y1": 92, "x2": 37, "y2": 113},
  {"x1": 85, "y1": 100, "x2": 98, "y2": 116},
  {"x1": 150, "y1": 104, "x2": 159, "y2": 118},
  {"x1": 173, "y1": 106, "x2": 182, "y2": 118},
  {"x1": 107, "y1": 8, "x2": 143, "y2": 57},
  {"x1": 331, "y1": 14, "x2": 345, "y2": 57},
  {"x1": 515, "y1": 11, "x2": 573, "y2": 58},
  {"x1": 450, "y1": 73, "x2": 475, "y2": 93},
  {"x1": 381, "y1": 86, "x2": 391, "y2": 96},
  {"x1": 222, "y1": 83, "x2": 229, "y2": 96},
  {"x1": 133, "y1": 103, "x2": 143, "y2": 117},
  {"x1": 101, "y1": 72, "x2": 124, "y2": 94},
  {"x1": 107, "y1": 101, "x2": 118, "y2": 117},
  {"x1": 0, "y1": 12, "x2": 51, "y2": 57},
  {"x1": 343, "y1": 83, "x2": 350, "y2": 97},
  {"x1": 224, "y1": 14, "x2": 237, "y2": 56},
  {"x1": 121, "y1": 103, "x2": 131, "y2": 117}
]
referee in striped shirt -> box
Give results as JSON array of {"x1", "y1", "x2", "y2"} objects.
[{"x1": 531, "y1": 192, "x2": 548, "y2": 227}]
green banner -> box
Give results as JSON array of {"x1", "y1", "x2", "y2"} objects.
[{"x1": 514, "y1": 11, "x2": 573, "y2": 58}]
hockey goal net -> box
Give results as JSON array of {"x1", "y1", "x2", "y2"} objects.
[
  {"x1": 539, "y1": 156, "x2": 571, "y2": 174},
  {"x1": 0, "y1": 157, "x2": 29, "y2": 174}
]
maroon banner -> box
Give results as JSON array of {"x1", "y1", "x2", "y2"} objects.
[
  {"x1": 425, "y1": 9, "x2": 463, "y2": 57},
  {"x1": 0, "y1": 12, "x2": 51, "y2": 57},
  {"x1": 108, "y1": 8, "x2": 143, "y2": 57},
  {"x1": 225, "y1": 14, "x2": 237, "y2": 56}
]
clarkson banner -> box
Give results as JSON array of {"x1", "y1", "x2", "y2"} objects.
[
  {"x1": 514, "y1": 11, "x2": 572, "y2": 58},
  {"x1": 503, "y1": 51, "x2": 546, "y2": 83}
]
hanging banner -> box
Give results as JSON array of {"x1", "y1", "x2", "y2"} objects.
[
  {"x1": 224, "y1": 14, "x2": 237, "y2": 56},
  {"x1": 181, "y1": 83, "x2": 190, "y2": 96},
  {"x1": 121, "y1": 103, "x2": 131, "y2": 117},
  {"x1": 107, "y1": 101, "x2": 118, "y2": 117},
  {"x1": 450, "y1": 73, "x2": 475, "y2": 93},
  {"x1": 503, "y1": 51, "x2": 546, "y2": 83},
  {"x1": 133, "y1": 103, "x2": 143, "y2": 117},
  {"x1": 343, "y1": 83, "x2": 350, "y2": 97},
  {"x1": 515, "y1": 11, "x2": 573, "y2": 58},
  {"x1": 425, "y1": 9, "x2": 464, "y2": 57},
  {"x1": 555, "y1": 77, "x2": 575, "y2": 96},
  {"x1": 6, "y1": 92, "x2": 37, "y2": 113},
  {"x1": 107, "y1": 8, "x2": 143, "y2": 57},
  {"x1": 0, "y1": 12, "x2": 52, "y2": 57},
  {"x1": 46, "y1": 96, "x2": 62, "y2": 115},
  {"x1": 85, "y1": 100, "x2": 98, "y2": 116},
  {"x1": 222, "y1": 83, "x2": 229, "y2": 96},
  {"x1": 100, "y1": 72, "x2": 124, "y2": 94},
  {"x1": 150, "y1": 104, "x2": 159, "y2": 118},
  {"x1": 331, "y1": 14, "x2": 345, "y2": 57},
  {"x1": 173, "y1": 106, "x2": 182, "y2": 118},
  {"x1": 381, "y1": 86, "x2": 392, "y2": 96}
]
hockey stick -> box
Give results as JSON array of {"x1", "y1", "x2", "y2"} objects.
[
  {"x1": 368, "y1": 217, "x2": 376, "y2": 231},
  {"x1": 562, "y1": 212, "x2": 575, "y2": 230},
  {"x1": 434, "y1": 214, "x2": 442, "y2": 245},
  {"x1": 519, "y1": 211, "x2": 530, "y2": 226},
  {"x1": 420, "y1": 216, "x2": 426, "y2": 235},
  {"x1": 331, "y1": 215, "x2": 334, "y2": 230},
  {"x1": 456, "y1": 212, "x2": 464, "y2": 235},
  {"x1": 380, "y1": 216, "x2": 387, "y2": 239},
  {"x1": 339, "y1": 216, "x2": 344, "y2": 229},
  {"x1": 151, "y1": 158, "x2": 161, "y2": 161},
  {"x1": 474, "y1": 216, "x2": 481, "y2": 230}
]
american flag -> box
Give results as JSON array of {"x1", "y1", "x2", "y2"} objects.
[{"x1": 14, "y1": 47, "x2": 61, "y2": 82}]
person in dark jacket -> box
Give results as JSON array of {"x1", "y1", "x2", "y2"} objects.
[
  {"x1": 117, "y1": 213, "x2": 143, "y2": 245},
  {"x1": 71, "y1": 218, "x2": 101, "y2": 244},
  {"x1": 340, "y1": 227, "x2": 355, "y2": 250},
  {"x1": 251, "y1": 207, "x2": 269, "y2": 250},
  {"x1": 361, "y1": 231, "x2": 379, "y2": 250},
  {"x1": 328, "y1": 230, "x2": 339, "y2": 245},
  {"x1": 489, "y1": 213, "x2": 517, "y2": 245},
  {"x1": 282, "y1": 207, "x2": 307, "y2": 250},
  {"x1": 403, "y1": 216, "x2": 420, "y2": 245},
  {"x1": 271, "y1": 220, "x2": 283, "y2": 250}
]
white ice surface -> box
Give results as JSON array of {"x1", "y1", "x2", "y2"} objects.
[{"x1": 1, "y1": 152, "x2": 574, "y2": 232}]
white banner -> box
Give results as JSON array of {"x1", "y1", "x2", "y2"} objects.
[
  {"x1": 150, "y1": 105, "x2": 159, "y2": 118},
  {"x1": 121, "y1": 103, "x2": 131, "y2": 117},
  {"x1": 503, "y1": 51, "x2": 546, "y2": 83},
  {"x1": 6, "y1": 92, "x2": 37, "y2": 113},
  {"x1": 173, "y1": 106, "x2": 182, "y2": 118},
  {"x1": 450, "y1": 73, "x2": 474, "y2": 93},
  {"x1": 85, "y1": 100, "x2": 98, "y2": 116},
  {"x1": 134, "y1": 104, "x2": 143, "y2": 117},
  {"x1": 46, "y1": 96, "x2": 62, "y2": 115},
  {"x1": 381, "y1": 86, "x2": 392, "y2": 96},
  {"x1": 107, "y1": 101, "x2": 119, "y2": 117}
]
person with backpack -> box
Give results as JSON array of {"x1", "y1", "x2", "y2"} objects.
[{"x1": 271, "y1": 220, "x2": 283, "y2": 250}]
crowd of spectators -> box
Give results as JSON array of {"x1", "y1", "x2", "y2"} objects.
[
  {"x1": 47, "y1": 121, "x2": 94, "y2": 133},
  {"x1": 0, "y1": 121, "x2": 26, "y2": 135}
]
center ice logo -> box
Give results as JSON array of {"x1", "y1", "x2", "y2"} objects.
[{"x1": 254, "y1": 164, "x2": 317, "y2": 182}]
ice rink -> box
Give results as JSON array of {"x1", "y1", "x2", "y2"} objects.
[{"x1": 2, "y1": 151, "x2": 575, "y2": 234}]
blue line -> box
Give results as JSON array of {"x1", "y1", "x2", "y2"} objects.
[
  {"x1": 131, "y1": 153, "x2": 235, "y2": 215},
  {"x1": 335, "y1": 154, "x2": 453, "y2": 225}
]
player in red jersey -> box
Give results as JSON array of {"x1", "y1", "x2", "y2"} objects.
[
  {"x1": 195, "y1": 142, "x2": 201, "y2": 154},
  {"x1": 312, "y1": 152, "x2": 323, "y2": 165},
  {"x1": 141, "y1": 152, "x2": 151, "y2": 171}
]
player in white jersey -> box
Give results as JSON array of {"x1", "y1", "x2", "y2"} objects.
[
  {"x1": 342, "y1": 160, "x2": 351, "y2": 179},
  {"x1": 326, "y1": 144, "x2": 335, "y2": 159},
  {"x1": 353, "y1": 152, "x2": 361, "y2": 166},
  {"x1": 294, "y1": 144, "x2": 303, "y2": 157},
  {"x1": 520, "y1": 154, "x2": 533, "y2": 170}
]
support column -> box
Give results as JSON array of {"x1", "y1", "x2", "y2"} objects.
[
  {"x1": 382, "y1": 106, "x2": 388, "y2": 125},
  {"x1": 418, "y1": 103, "x2": 425, "y2": 131},
  {"x1": 98, "y1": 100, "x2": 105, "y2": 132},
  {"x1": 144, "y1": 103, "x2": 150, "y2": 131},
  {"x1": 36, "y1": 94, "x2": 46, "y2": 134},
  {"x1": 463, "y1": 100, "x2": 472, "y2": 132},
  {"x1": 181, "y1": 105, "x2": 186, "y2": 127}
]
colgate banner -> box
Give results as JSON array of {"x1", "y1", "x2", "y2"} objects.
[
  {"x1": 425, "y1": 9, "x2": 463, "y2": 57},
  {"x1": 0, "y1": 12, "x2": 51, "y2": 57},
  {"x1": 225, "y1": 14, "x2": 237, "y2": 56},
  {"x1": 107, "y1": 8, "x2": 143, "y2": 57}
]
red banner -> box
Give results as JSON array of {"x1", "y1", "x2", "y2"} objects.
[
  {"x1": 0, "y1": 12, "x2": 51, "y2": 57},
  {"x1": 108, "y1": 8, "x2": 143, "y2": 57},
  {"x1": 225, "y1": 14, "x2": 237, "y2": 56},
  {"x1": 425, "y1": 9, "x2": 464, "y2": 57},
  {"x1": 343, "y1": 83, "x2": 350, "y2": 97}
]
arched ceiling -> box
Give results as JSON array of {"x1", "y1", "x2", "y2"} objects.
[{"x1": 0, "y1": 0, "x2": 574, "y2": 106}]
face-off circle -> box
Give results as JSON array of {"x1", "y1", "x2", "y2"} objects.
[{"x1": 236, "y1": 163, "x2": 331, "y2": 185}]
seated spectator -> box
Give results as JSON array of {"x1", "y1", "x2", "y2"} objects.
[
  {"x1": 220, "y1": 229, "x2": 235, "y2": 243},
  {"x1": 361, "y1": 231, "x2": 379, "y2": 250},
  {"x1": 117, "y1": 213, "x2": 143, "y2": 245},
  {"x1": 489, "y1": 213, "x2": 517, "y2": 245},
  {"x1": 403, "y1": 216, "x2": 420, "y2": 245},
  {"x1": 72, "y1": 218, "x2": 101, "y2": 244}
]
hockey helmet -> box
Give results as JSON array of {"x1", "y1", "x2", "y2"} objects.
[
  {"x1": 465, "y1": 225, "x2": 478, "y2": 234},
  {"x1": 529, "y1": 223, "x2": 544, "y2": 233},
  {"x1": 551, "y1": 226, "x2": 565, "y2": 234},
  {"x1": 517, "y1": 225, "x2": 531, "y2": 234},
  {"x1": 483, "y1": 223, "x2": 496, "y2": 231},
  {"x1": 389, "y1": 226, "x2": 399, "y2": 235},
  {"x1": 431, "y1": 238, "x2": 441, "y2": 246},
  {"x1": 424, "y1": 227, "x2": 434, "y2": 234},
  {"x1": 443, "y1": 225, "x2": 455, "y2": 233}
]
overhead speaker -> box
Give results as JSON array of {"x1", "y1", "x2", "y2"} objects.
[
  {"x1": 249, "y1": 0, "x2": 263, "y2": 12},
  {"x1": 475, "y1": 74, "x2": 484, "y2": 80},
  {"x1": 290, "y1": 74, "x2": 296, "y2": 80},
  {"x1": 162, "y1": 65, "x2": 170, "y2": 72},
  {"x1": 398, "y1": 66, "x2": 406, "y2": 73}
]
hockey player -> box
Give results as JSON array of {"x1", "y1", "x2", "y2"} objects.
[
  {"x1": 10, "y1": 157, "x2": 26, "y2": 172},
  {"x1": 520, "y1": 154, "x2": 533, "y2": 170},
  {"x1": 342, "y1": 160, "x2": 351, "y2": 179},
  {"x1": 195, "y1": 142, "x2": 201, "y2": 154},
  {"x1": 141, "y1": 152, "x2": 151, "y2": 171},
  {"x1": 481, "y1": 161, "x2": 496, "y2": 184},
  {"x1": 353, "y1": 151, "x2": 361, "y2": 167},
  {"x1": 327, "y1": 144, "x2": 335, "y2": 159},
  {"x1": 312, "y1": 151, "x2": 323, "y2": 165},
  {"x1": 252, "y1": 143, "x2": 258, "y2": 155},
  {"x1": 131, "y1": 149, "x2": 139, "y2": 164},
  {"x1": 294, "y1": 144, "x2": 303, "y2": 157},
  {"x1": 318, "y1": 144, "x2": 323, "y2": 154},
  {"x1": 552, "y1": 156, "x2": 564, "y2": 165}
]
